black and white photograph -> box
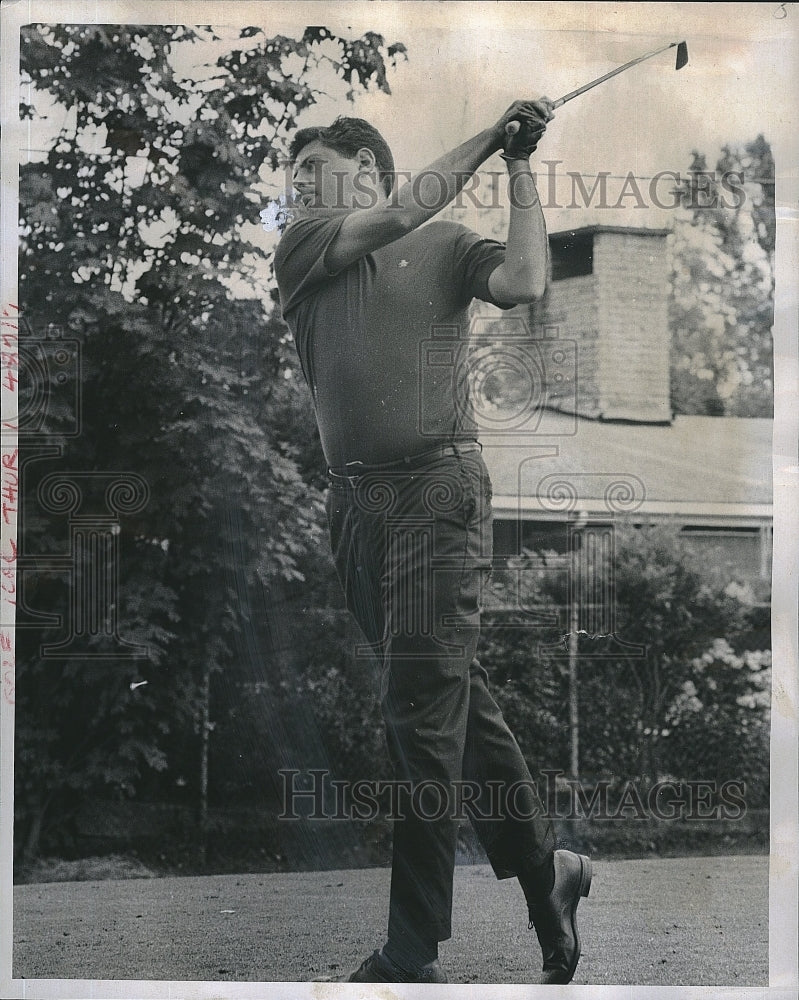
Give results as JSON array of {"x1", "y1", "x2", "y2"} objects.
[{"x1": 1, "y1": 1, "x2": 797, "y2": 996}]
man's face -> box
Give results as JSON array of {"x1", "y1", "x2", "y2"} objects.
[{"x1": 291, "y1": 140, "x2": 379, "y2": 211}]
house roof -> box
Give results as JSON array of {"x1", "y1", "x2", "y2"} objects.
[
  {"x1": 481, "y1": 413, "x2": 773, "y2": 522},
  {"x1": 549, "y1": 225, "x2": 671, "y2": 240}
]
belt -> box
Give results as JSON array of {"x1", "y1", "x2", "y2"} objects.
[{"x1": 327, "y1": 442, "x2": 482, "y2": 485}]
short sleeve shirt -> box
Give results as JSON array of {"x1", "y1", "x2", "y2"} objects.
[{"x1": 274, "y1": 212, "x2": 510, "y2": 467}]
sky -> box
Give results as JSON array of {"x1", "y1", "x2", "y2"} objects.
[
  {"x1": 161, "y1": 0, "x2": 795, "y2": 254},
  {"x1": 307, "y1": 3, "x2": 793, "y2": 169},
  {"x1": 13, "y1": 2, "x2": 797, "y2": 235},
  {"x1": 251, "y1": 3, "x2": 796, "y2": 181},
  {"x1": 178, "y1": 1, "x2": 796, "y2": 236}
]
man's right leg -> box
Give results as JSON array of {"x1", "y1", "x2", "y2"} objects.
[{"x1": 462, "y1": 658, "x2": 593, "y2": 984}]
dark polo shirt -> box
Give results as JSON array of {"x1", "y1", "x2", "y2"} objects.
[{"x1": 275, "y1": 212, "x2": 510, "y2": 467}]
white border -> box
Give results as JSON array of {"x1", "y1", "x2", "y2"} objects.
[{"x1": 1, "y1": 3, "x2": 797, "y2": 999}]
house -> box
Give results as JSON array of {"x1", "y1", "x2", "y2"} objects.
[{"x1": 469, "y1": 224, "x2": 773, "y2": 588}]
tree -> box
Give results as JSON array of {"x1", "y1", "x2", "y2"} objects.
[
  {"x1": 665, "y1": 639, "x2": 770, "y2": 807},
  {"x1": 669, "y1": 138, "x2": 774, "y2": 417},
  {"x1": 16, "y1": 23, "x2": 407, "y2": 864}
]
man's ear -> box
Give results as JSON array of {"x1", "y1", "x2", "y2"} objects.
[{"x1": 356, "y1": 147, "x2": 377, "y2": 171}]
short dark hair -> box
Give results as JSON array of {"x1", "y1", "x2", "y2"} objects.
[{"x1": 289, "y1": 117, "x2": 395, "y2": 196}]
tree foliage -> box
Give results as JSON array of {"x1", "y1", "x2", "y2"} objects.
[
  {"x1": 479, "y1": 522, "x2": 770, "y2": 801},
  {"x1": 669, "y1": 138, "x2": 774, "y2": 417},
  {"x1": 16, "y1": 22, "x2": 406, "y2": 863}
]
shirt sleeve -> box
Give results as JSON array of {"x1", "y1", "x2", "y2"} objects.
[
  {"x1": 452, "y1": 228, "x2": 517, "y2": 310},
  {"x1": 274, "y1": 213, "x2": 350, "y2": 315}
]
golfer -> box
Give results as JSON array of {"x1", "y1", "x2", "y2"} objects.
[{"x1": 274, "y1": 99, "x2": 592, "y2": 984}]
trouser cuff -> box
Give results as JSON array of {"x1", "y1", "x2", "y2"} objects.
[{"x1": 486, "y1": 824, "x2": 557, "y2": 880}]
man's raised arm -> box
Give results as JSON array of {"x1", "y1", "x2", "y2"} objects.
[
  {"x1": 324, "y1": 99, "x2": 554, "y2": 273},
  {"x1": 487, "y1": 98, "x2": 554, "y2": 304}
]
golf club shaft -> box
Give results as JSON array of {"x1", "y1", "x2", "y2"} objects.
[
  {"x1": 552, "y1": 41, "x2": 681, "y2": 108},
  {"x1": 504, "y1": 40, "x2": 686, "y2": 139}
]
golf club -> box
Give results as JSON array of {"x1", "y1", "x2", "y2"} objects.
[{"x1": 505, "y1": 40, "x2": 688, "y2": 137}]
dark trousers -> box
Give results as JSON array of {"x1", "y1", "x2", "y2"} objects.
[{"x1": 326, "y1": 449, "x2": 555, "y2": 944}]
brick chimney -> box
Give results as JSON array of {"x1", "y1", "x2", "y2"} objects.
[{"x1": 535, "y1": 226, "x2": 672, "y2": 423}]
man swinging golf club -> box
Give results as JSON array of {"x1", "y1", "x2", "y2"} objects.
[{"x1": 274, "y1": 98, "x2": 592, "y2": 984}]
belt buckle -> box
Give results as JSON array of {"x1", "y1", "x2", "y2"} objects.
[
  {"x1": 344, "y1": 460, "x2": 364, "y2": 486},
  {"x1": 328, "y1": 460, "x2": 364, "y2": 488}
]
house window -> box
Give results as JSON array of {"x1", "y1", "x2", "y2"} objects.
[
  {"x1": 680, "y1": 525, "x2": 771, "y2": 580},
  {"x1": 493, "y1": 519, "x2": 568, "y2": 557}
]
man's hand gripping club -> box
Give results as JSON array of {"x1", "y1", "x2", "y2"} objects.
[{"x1": 496, "y1": 97, "x2": 555, "y2": 160}]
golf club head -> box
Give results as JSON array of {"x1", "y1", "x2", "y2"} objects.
[{"x1": 675, "y1": 41, "x2": 688, "y2": 70}]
